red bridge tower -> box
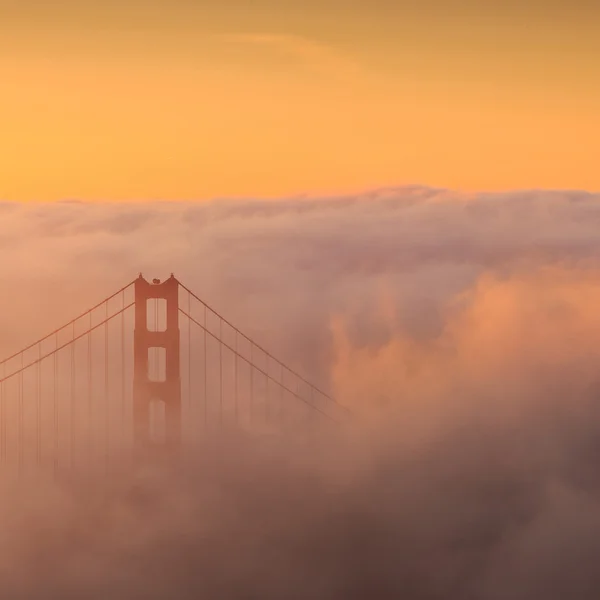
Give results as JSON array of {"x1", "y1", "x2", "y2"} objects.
[{"x1": 133, "y1": 274, "x2": 181, "y2": 452}]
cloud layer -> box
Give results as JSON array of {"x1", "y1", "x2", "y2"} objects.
[
  {"x1": 3, "y1": 186, "x2": 600, "y2": 385},
  {"x1": 3, "y1": 186, "x2": 600, "y2": 597}
]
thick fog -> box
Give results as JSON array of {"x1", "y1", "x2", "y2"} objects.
[{"x1": 2, "y1": 186, "x2": 600, "y2": 598}]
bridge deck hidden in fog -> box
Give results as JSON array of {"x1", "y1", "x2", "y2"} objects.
[{"x1": 0, "y1": 275, "x2": 348, "y2": 476}]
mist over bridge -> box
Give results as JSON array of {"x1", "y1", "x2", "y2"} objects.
[{"x1": 0, "y1": 274, "x2": 349, "y2": 477}]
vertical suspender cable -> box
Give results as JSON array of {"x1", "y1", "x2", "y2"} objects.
[
  {"x1": 70, "y1": 322, "x2": 75, "y2": 470},
  {"x1": 18, "y1": 353, "x2": 23, "y2": 476},
  {"x1": 0, "y1": 363, "x2": 4, "y2": 465},
  {"x1": 250, "y1": 343, "x2": 254, "y2": 424},
  {"x1": 219, "y1": 319, "x2": 223, "y2": 428},
  {"x1": 88, "y1": 312, "x2": 93, "y2": 463},
  {"x1": 37, "y1": 345, "x2": 41, "y2": 466},
  {"x1": 204, "y1": 304, "x2": 207, "y2": 429},
  {"x1": 54, "y1": 332, "x2": 58, "y2": 477},
  {"x1": 265, "y1": 356, "x2": 270, "y2": 425},
  {"x1": 188, "y1": 292, "x2": 191, "y2": 439},
  {"x1": 234, "y1": 332, "x2": 238, "y2": 425},
  {"x1": 121, "y1": 291, "x2": 126, "y2": 453},
  {"x1": 280, "y1": 365, "x2": 284, "y2": 426},
  {"x1": 105, "y1": 302, "x2": 109, "y2": 471}
]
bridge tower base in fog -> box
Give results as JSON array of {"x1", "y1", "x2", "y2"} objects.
[{"x1": 133, "y1": 274, "x2": 181, "y2": 453}]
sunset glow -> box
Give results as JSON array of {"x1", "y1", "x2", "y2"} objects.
[{"x1": 2, "y1": 0, "x2": 599, "y2": 201}]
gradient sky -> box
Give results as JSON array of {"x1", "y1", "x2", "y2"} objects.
[{"x1": 1, "y1": 0, "x2": 599, "y2": 201}]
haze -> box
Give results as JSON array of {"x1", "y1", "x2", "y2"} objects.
[
  {"x1": 2, "y1": 190, "x2": 600, "y2": 596},
  {"x1": 3, "y1": 1, "x2": 600, "y2": 597}
]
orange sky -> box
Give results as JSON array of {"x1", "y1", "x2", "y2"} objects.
[{"x1": 1, "y1": 0, "x2": 599, "y2": 201}]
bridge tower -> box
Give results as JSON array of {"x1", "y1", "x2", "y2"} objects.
[{"x1": 133, "y1": 274, "x2": 181, "y2": 453}]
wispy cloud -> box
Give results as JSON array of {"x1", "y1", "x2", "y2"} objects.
[{"x1": 212, "y1": 32, "x2": 363, "y2": 79}]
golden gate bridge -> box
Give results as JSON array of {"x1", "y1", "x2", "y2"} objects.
[{"x1": 0, "y1": 275, "x2": 349, "y2": 477}]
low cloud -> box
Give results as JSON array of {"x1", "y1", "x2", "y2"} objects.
[
  {"x1": 2, "y1": 186, "x2": 600, "y2": 597},
  {"x1": 3, "y1": 187, "x2": 600, "y2": 378}
]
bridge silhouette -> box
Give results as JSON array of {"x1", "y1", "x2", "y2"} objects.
[{"x1": 0, "y1": 275, "x2": 348, "y2": 477}]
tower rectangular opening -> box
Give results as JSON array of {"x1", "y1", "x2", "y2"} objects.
[
  {"x1": 147, "y1": 298, "x2": 167, "y2": 332},
  {"x1": 148, "y1": 347, "x2": 166, "y2": 382},
  {"x1": 149, "y1": 399, "x2": 166, "y2": 444}
]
